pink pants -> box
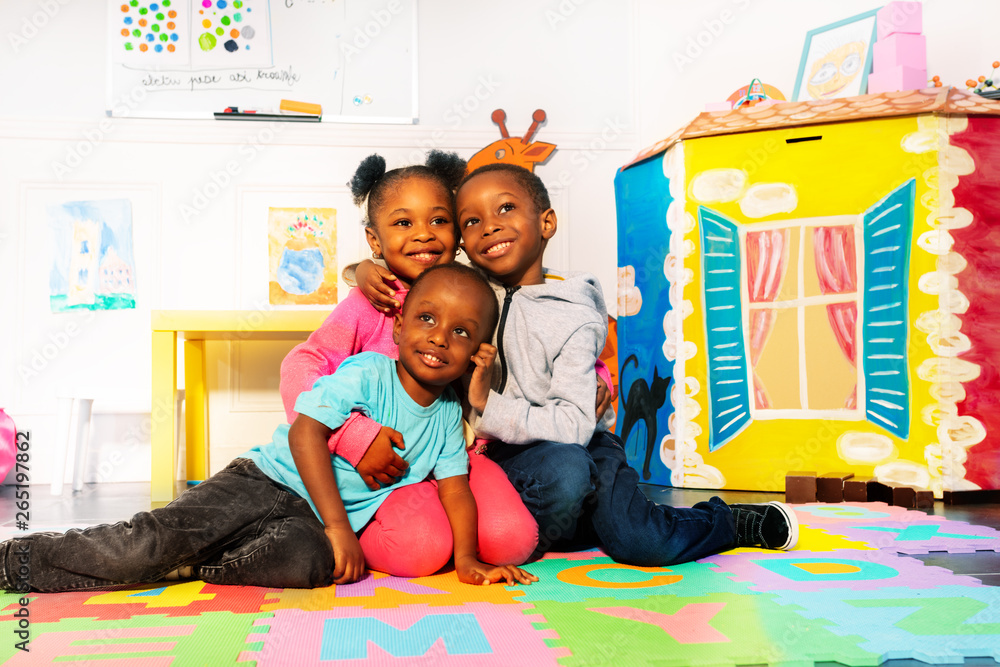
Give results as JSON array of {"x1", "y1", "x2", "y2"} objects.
[{"x1": 358, "y1": 451, "x2": 538, "y2": 578}]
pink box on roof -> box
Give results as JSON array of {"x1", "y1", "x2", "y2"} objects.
[
  {"x1": 874, "y1": 33, "x2": 926, "y2": 70},
  {"x1": 867, "y1": 65, "x2": 927, "y2": 94},
  {"x1": 877, "y1": 1, "x2": 922, "y2": 40}
]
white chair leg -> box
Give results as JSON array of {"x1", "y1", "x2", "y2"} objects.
[
  {"x1": 51, "y1": 397, "x2": 74, "y2": 496},
  {"x1": 71, "y1": 398, "x2": 94, "y2": 492}
]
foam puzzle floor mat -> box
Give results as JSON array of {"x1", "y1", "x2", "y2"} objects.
[{"x1": 1, "y1": 502, "x2": 999, "y2": 666}]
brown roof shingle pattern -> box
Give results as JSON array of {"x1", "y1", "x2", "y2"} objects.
[{"x1": 625, "y1": 87, "x2": 1000, "y2": 169}]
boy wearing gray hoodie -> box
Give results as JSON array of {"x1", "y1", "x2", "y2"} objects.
[{"x1": 453, "y1": 163, "x2": 799, "y2": 564}]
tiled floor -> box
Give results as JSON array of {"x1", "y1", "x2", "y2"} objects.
[{"x1": 2, "y1": 482, "x2": 999, "y2": 667}]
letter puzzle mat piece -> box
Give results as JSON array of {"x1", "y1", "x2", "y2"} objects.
[{"x1": 2, "y1": 504, "x2": 1000, "y2": 665}]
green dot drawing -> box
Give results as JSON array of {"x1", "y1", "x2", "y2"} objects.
[
  {"x1": 233, "y1": 0, "x2": 242, "y2": 7},
  {"x1": 233, "y1": 12, "x2": 242, "y2": 22},
  {"x1": 159, "y1": 33, "x2": 168, "y2": 41},
  {"x1": 198, "y1": 32, "x2": 217, "y2": 51},
  {"x1": 139, "y1": 7, "x2": 147, "y2": 14},
  {"x1": 215, "y1": 27, "x2": 224, "y2": 35},
  {"x1": 156, "y1": 12, "x2": 165, "y2": 19},
  {"x1": 132, "y1": 28, "x2": 141, "y2": 37},
  {"x1": 221, "y1": 15, "x2": 230, "y2": 25},
  {"x1": 163, "y1": 0, "x2": 170, "y2": 5},
  {"x1": 130, "y1": 0, "x2": 138, "y2": 5},
  {"x1": 124, "y1": 42, "x2": 133, "y2": 50},
  {"x1": 152, "y1": 23, "x2": 160, "y2": 31}
]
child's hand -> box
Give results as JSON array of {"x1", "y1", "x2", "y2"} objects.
[
  {"x1": 596, "y1": 375, "x2": 615, "y2": 419},
  {"x1": 326, "y1": 525, "x2": 366, "y2": 584},
  {"x1": 357, "y1": 259, "x2": 400, "y2": 313},
  {"x1": 466, "y1": 343, "x2": 497, "y2": 413},
  {"x1": 356, "y1": 426, "x2": 408, "y2": 491},
  {"x1": 455, "y1": 556, "x2": 538, "y2": 586}
]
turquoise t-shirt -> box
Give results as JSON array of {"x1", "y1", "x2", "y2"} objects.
[{"x1": 242, "y1": 352, "x2": 469, "y2": 531}]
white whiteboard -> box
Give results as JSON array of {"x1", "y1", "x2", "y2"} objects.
[{"x1": 106, "y1": 0, "x2": 417, "y2": 123}]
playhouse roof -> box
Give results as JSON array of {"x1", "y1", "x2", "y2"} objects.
[{"x1": 624, "y1": 86, "x2": 1000, "y2": 169}]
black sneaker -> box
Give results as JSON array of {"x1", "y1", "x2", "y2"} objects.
[{"x1": 730, "y1": 501, "x2": 799, "y2": 550}]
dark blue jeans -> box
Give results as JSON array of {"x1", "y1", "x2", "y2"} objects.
[
  {"x1": 488, "y1": 431, "x2": 737, "y2": 565},
  {"x1": 1, "y1": 458, "x2": 333, "y2": 593}
]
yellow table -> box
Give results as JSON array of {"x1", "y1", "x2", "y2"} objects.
[{"x1": 151, "y1": 310, "x2": 330, "y2": 504}]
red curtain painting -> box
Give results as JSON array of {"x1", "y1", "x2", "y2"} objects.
[
  {"x1": 746, "y1": 228, "x2": 789, "y2": 409},
  {"x1": 813, "y1": 225, "x2": 858, "y2": 408}
]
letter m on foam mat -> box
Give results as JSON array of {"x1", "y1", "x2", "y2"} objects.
[
  {"x1": 321, "y1": 614, "x2": 490, "y2": 659},
  {"x1": 699, "y1": 207, "x2": 752, "y2": 451}
]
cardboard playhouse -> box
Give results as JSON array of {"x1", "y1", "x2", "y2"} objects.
[{"x1": 614, "y1": 87, "x2": 1000, "y2": 497}]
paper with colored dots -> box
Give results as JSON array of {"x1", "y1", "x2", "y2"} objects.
[
  {"x1": 191, "y1": 0, "x2": 272, "y2": 68},
  {"x1": 108, "y1": 0, "x2": 418, "y2": 122},
  {"x1": 115, "y1": 0, "x2": 189, "y2": 61},
  {"x1": 113, "y1": 0, "x2": 270, "y2": 67}
]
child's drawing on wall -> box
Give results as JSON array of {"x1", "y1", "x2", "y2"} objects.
[
  {"x1": 268, "y1": 207, "x2": 337, "y2": 306},
  {"x1": 48, "y1": 199, "x2": 136, "y2": 313}
]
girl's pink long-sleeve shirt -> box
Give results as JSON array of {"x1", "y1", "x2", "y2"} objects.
[{"x1": 279, "y1": 284, "x2": 407, "y2": 466}]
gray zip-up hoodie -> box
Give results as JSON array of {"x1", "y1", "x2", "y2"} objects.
[{"x1": 469, "y1": 268, "x2": 617, "y2": 446}]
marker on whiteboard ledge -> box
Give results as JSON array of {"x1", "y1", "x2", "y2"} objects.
[
  {"x1": 214, "y1": 104, "x2": 321, "y2": 122},
  {"x1": 280, "y1": 99, "x2": 323, "y2": 116}
]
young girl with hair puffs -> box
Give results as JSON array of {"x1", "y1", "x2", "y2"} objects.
[{"x1": 280, "y1": 151, "x2": 539, "y2": 577}]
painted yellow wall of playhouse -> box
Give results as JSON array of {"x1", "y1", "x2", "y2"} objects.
[{"x1": 681, "y1": 115, "x2": 944, "y2": 492}]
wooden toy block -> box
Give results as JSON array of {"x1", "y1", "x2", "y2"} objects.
[
  {"x1": 867, "y1": 65, "x2": 927, "y2": 95},
  {"x1": 877, "y1": 1, "x2": 922, "y2": 40},
  {"x1": 843, "y1": 477, "x2": 875, "y2": 502},
  {"x1": 784, "y1": 471, "x2": 817, "y2": 504},
  {"x1": 817, "y1": 472, "x2": 855, "y2": 503},
  {"x1": 914, "y1": 489, "x2": 934, "y2": 509},
  {"x1": 867, "y1": 480, "x2": 894, "y2": 504},
  {"x1": 873, "y1": 33, "x2": 926, "y2": 71},
  {"x1": 891, "y1": 484, "x2": 916, "y2": 508},
  {"x1": 943, "y1": 489, "x2": 1000, "y2": 504}
]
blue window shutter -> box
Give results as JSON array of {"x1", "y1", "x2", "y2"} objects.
[
  {"x1": 862, "y1": 179, "x2": 915, "y2": 439},
  {"x1": 699, "y1": 206, "x2": 752, "y2": 451}
]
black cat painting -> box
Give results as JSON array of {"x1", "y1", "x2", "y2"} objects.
[{"x1": 619, "y1": 354, "x2": 672, "y2": 480}]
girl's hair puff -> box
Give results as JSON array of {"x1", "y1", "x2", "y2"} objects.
[{"x1": 348, "y1": 151, "x2": 467, "y2": 229}]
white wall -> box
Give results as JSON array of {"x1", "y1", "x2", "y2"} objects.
[
  {"x1": 0, "y1": 0, "x2": 993, "y2": 484},
  {"x1": 634, "y1": 0, "x2": 1000, "y2": 147}
]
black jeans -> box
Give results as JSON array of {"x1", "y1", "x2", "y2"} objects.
[
  {"x1": 489, "y1": 430, "x2": 737, "y2": 565},
  {"x1": 1, "y1": 458, "x2": 333, "y2": 593}
]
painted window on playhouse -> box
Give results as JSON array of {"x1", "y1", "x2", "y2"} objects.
[{"x1": 699, "y1": 178, "x2": 914, "y2": 450}]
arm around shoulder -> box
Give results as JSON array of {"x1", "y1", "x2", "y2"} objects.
[{"x1": 477, "y1": 322, "x2": 605, "y2": 445}]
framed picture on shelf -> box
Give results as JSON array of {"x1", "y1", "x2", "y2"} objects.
[{"x1": 792, "y1": 8, "x2": 880, "y2": 102}]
